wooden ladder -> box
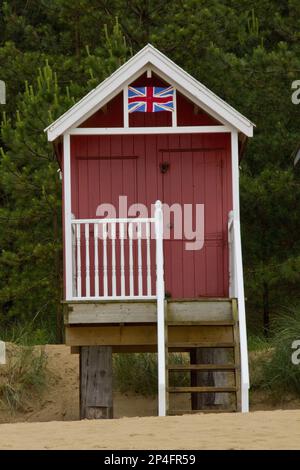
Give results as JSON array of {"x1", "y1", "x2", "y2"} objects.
[{"x1": 166, "y1": 300, "x2": 241, "y2": 415}]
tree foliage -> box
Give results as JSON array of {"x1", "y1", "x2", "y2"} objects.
[{"x1": 0, "y1": 1, "x2": 300, "y2": 339}]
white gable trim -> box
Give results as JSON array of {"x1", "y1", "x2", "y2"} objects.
[{"x1": 45, "y1": 44, "x2": 254, "y2": 141}]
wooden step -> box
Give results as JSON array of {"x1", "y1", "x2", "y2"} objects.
[
  {"x1": 168, "y1": 364, "x2": 237, "y2": 371},
  {"x1": 168, "y1": 386, "x2": 237, "y2": 393},
  {"x1": 169, "y1": 342, "x2": 235, "y2": 349},
  {"x1": 168, "y1": 408, "x2": 237, "y2": 415},
  {"x1": 168, "y1": 321, "x2": 235, "y2": 326}
]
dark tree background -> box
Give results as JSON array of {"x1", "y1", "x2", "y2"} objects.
[{"x1": 0, "y1": 0, "x2": 300, "y2": 341}]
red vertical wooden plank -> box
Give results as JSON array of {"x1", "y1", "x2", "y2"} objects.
[{"x1": 180, "y1": 134, "x2": 195, "y2": 298}]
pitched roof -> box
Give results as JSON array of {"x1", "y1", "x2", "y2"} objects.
[{"x1": 45, "y1": 44, "x2": 254, "y2": 141}]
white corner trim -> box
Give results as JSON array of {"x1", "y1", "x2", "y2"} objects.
[
  {"x1": 45, "y1": 44, "x2": 254, "y2": 142},
  {"x1": 63, "y1": 134, "x2": 73, "y2": 300},
  {"x1": 231, "y1": 130, "x2": 240, "y2": 217}
]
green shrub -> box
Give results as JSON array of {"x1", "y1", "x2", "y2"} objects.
[{"x1": 0, "y1": 346, "x2": 48, "y2": 411}]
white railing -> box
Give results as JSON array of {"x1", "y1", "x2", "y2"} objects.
[
  {"x1": 69, "y1": 200, "x2": 167, "y2": 416},
  {"x1": 228, "y1": 210, "x2": 250, "y2": 412},
  {"x1": 70, "y1": 202, "x2": 165, "y2": 302}
]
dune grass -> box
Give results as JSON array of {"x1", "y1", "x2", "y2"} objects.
[
  {"x1": 113, "y1": 353, "x2": 189, "y2": 396},
  {"x1": 249, "y1": 307, "x2": 300, "y2": 398},
  {"x1": 0, "y1": 346, "x2": 48, "y2": 412}
]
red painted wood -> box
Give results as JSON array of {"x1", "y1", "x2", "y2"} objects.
[
  {"x1": 69, "y1": 132, "x2": 232, "y2": 298},
  {"x1": 80, "y1": 93, "x2": 123, "y2": 128}
]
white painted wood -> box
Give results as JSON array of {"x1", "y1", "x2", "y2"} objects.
[
  {"x1": 147, "y1": 68, "x2": 152, "y2": 78},
  {"x1": 68, "y1": 125, "x2": 231, "y2": 136},
  {"x1": 229, "y1": 131, "x2": 249, "y2": 413},
  {"x1": 120, "y1": 222, "x2": 125, "y2": 296},
  {"x1": 73, "y1": 217, "x2": 155, "y2": 224},
  {"x1": 76, "y1": 224, "x2": 82, "y2": 297},
  {"x1": 0, "y1": 341, "x2": 6, "y2": 365},
  {"x1": 73, "y1": 295, "x2": 156, "y2": 301},
  {"x1": 155, "y1": 200, "x2": 166, "y2": 416},
  {"x1": 172, "y1": 88, "x2": 177, "y2": 127},
  {"x1": 94, "y1": 224, "x2": 99, "y2": 297},
  {"x1": 103, "y1": 223, "x2": 108, "y2": 297},
  {"x1": 138, "y1": 222, "x2": 143, "y2": 296},
  {"x1": 228, "y1": 211, "x2": 234, "y2": 298},
  {"x1": 129, "y1": 222, "x2": 134, "y2": 296},
  {"x1": 85, "y1": 223, "x2": 90, "y2": 297},
  {"x1": 230, "y1": 218, "x2": 249, "y2": 413},
  {"x1": 146, "y1": 222, "x2": 151, "y2": 296},
  {"x1": 111, "y1": 222, "x2": 116, "y2": 297},
  {"x1": 63, "y1": 134, "x2": 73, "y2": 300},
  {"x1": 72, "y1": 222, "x2": 77, "y2": 296},
  {"x1": 231, "y1": 131, "x2": 240, "y2": 217},
  {"x1": 45, "y1": 44, "x2": 254, "y2": 141},
  {"x1": 123, "y1": 86, "x2": 129, "y2": 128}
]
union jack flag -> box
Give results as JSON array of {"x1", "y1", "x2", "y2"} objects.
[{"x1": 128, "y1": 86, "x2": 174, "y2": 113}]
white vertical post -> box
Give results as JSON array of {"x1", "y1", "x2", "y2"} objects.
[
  {"x1": 146, "y1": 221, "x2": 152, "y2": 296},
  {"x1": 231, "y1": 130, "x2": 249, "y2": 413},
  {"x1": 103, "y1": 223, "x2": 108, "y2": 296},
  {"x1": 63, "y1": 133, "x2": 73, "y2": 300},
  {"x1": 72, "y1": 222, "x2": 77, "y2": 296},
  {"x1": 231, "y1": 130, "x2": 240, "y2": 217},
  {"x1": 120, "y1": 222, "x2": 125, "y2": 296},
  {"x1": 138, "y1": 222, "x2": 143, "y2": 296},
  {"x1": 85, "y1": 223, "x2": 90, "y2": 297},
  {"x1": 111, "y1": 222, "x2": 116, "y2": 297},
  {"x1": 172, "y1": 88, "x2": 177, "y2": 127},
  {"x1": 123, "y1": 86, "x2": 129, "y2": 128},
  {"x1": 129, "y1": 222, "x2": 134, "y2": 296},
  {"x1": 94, "y1": 223, "x2": 99, "y2": 297},
  {"x1": 155, "y1": 200, "x2": 166, "y2": 417},
  {"x1": 76, "y1": 224, "x2": 82, "y2": 297}
]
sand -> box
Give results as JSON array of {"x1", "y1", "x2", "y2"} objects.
[
  {"x1": 1, "y1": 344, "x2": 300, "y2": 449},
  {"x1": 0, "y1": 410, "x2": 300, "y2": 449}
]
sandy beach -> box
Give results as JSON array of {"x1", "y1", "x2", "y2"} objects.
[{"x1": 0, "y1": 410, "x2": 299, "y2": 450}]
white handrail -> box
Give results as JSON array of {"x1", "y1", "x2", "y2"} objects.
[
  {"x1": 228, "y1": 210, "x2": 250, "y2": 412},
  {"x1": 155, "y1": 201, "x2": 166, "y2": 416}
]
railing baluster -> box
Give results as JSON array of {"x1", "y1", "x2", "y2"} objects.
[
  {"x1": 85, "y1": 223, "x2": 90, "y2": 297},
  {"x1": 111, "y1": 222, "x2": 116, "y2": 297},
  {"x1": 76, "y1": 223, "x2": 82, "y2": 297},
  {"x1": 120, "y1": 222, "x2": 125, "y2": 296},
  {"x1": 94, "y1": 223, "x2": 99, "y2": 297},
  {"x1": 129, "y1": 222, "x2": 134, "y2": 296},
  {"x1": 103, "y1": 223, "x2": 108, "y2": 296},
  {"x1": 146, "y1": 221, "x2": 151, "y2": 296},
  {"x1": 138, "y1": 222, "x2": 143, "y2": 296}
]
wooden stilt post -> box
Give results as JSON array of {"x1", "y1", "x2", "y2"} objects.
[
  {"x1": 190, "y1": 348, "x2": 215, "y2": 410},
  {"x1": 80, "y1": 346, "x2": 113, "y2": 419},
  {"x1": 190, "y1": 348, "x2": 230, "y2": 410}
]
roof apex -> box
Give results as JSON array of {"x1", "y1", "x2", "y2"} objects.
[{"x1": 45, "y1": 44, "x2": 254, "y2": 141}]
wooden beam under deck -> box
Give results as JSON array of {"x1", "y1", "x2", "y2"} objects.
[
  {"x1": 64, "y1": 299, "x2": 233, "y2": 325},
  {"x1": 65, "y1": 324, "x2": 234, "y2": 348}
]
